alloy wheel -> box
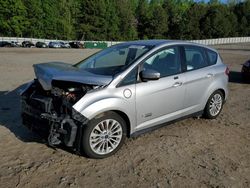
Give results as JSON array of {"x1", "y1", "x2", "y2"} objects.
[
  {"x1": 89, "y1": 119, "x2": 123, "y2": 155},
  {"x1": 209, "y1": 93, "x2": 223, "y2": 117}
]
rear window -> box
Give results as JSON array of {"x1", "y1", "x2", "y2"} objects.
[{"x1": 206, "y1": 49, "x2": 217, "y2": 65}]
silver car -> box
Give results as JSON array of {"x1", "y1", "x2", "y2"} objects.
[{"x1": 21, "y1": 40, "x2": 229, "y2": 158}]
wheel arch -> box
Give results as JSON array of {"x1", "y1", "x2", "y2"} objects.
[
  {"x1": 217, "y1": 88, "x2": 225, "y2": 100},
  {"x1": 204, "y1": 88, "x2": 226, "y2": 105},
  {"x1": 90, "y1": 110, "x2": 132, "y2": 137},
  {"x1": 202, "y1": 76, "x2": 228, "y2": 109},
  {"x1": 112, "y1": 110, "x2": 131, "y2": 137}
]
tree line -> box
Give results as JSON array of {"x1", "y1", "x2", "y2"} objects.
[{"x1": 0, "y1": 0, "x2": 249, "y2": 41}]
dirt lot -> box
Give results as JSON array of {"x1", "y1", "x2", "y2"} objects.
[{"x1": 0, "y1": 44, "x2": 250, "y2": 188}]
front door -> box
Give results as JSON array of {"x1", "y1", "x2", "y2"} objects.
[{"x1": 135, "y1": 46, "x2": 185, "y2": 131}]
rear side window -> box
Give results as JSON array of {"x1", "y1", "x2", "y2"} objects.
[
  {"x1": 206, "y1": 49, "x2": 218, "y2": 65},
  {"x1": 184, "y1": 46, "x2": 208, "y2": 71}
]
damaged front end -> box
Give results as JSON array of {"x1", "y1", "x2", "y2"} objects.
[{"x1": 21, "y1": 79, "x2": 95, "y2": 149}]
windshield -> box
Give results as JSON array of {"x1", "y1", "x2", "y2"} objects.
[{"x1": 74, "y1": 44, "x2": 153, "y2": 76}]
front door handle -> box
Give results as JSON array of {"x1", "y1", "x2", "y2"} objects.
[{"x1": 173, "y1": 82, "x2": 182, "y2": 87}]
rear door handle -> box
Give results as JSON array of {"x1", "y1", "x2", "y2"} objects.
[
  {"x1": 173, "y1": 82, "x2": 182, "y2": 87},
  {"x1": 206, "y1": 73, "x2": 214, "y2": 78}
]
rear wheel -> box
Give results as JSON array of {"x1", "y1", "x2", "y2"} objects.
[
  {"x1": 204, "y1": 90, "x2": 224, "y2": 119},
  {"x1": 82, "y1": 112, "x2": 126, "y2": 159}
]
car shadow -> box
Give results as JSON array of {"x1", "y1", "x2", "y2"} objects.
[
  {"x1": 229, "y1": 71, "x2": 249, "y2": 84},
  {"x1": 0, "y1": 83, "x2": 45, "y2": 143}
]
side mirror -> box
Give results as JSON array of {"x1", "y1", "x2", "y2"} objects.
[{"x1": 140, "y1": 69, "x2": 160, "y2": 82}]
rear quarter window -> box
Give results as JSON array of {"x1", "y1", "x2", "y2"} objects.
[{"x1": 206, "y1": 49, "x2": 218, "y2": 65}]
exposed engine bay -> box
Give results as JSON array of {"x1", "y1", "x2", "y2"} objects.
[{"x1": 21, "y1": 79, "x2": 97, "y2": 149}]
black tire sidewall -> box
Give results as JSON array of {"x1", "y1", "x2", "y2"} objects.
[
  {"x1": 82, "y1": 112, "x2": 127, "y2": 159},
  {"x1": 204, "y1": 90, "x2": 224, "y2": 119}
]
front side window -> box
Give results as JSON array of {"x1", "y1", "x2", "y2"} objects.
[
  {"x1": 74, "y1": 44, "x2": 152, "y2": 76},
  {"x1": 142, "y1": 47, "x2": 181, "y2": 78},
  {"x1": 184, "y1": 46, "x2": 208, "y2": 71}
]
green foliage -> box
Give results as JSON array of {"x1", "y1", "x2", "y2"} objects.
[
  {"x1": 233, "y1": 0, "x2": 250, "y2": 36},
  {"x1": 22, "y1": 0, "x2": 43, "y2": 38},
  {"x1": 147, "y1": 2, "x2": 168, "y2": 39},
  {"x1": 117, "y1": 0, "x2": 138, "y2": 40},
  {"x1": 0, "y1": 0, "x2": 28, "y2": 37},
  {"x1": 76, "y1": 0, "x2": 107, "y2": 40},
  {"x1": 162, "y1": 0, "x2": 191, "y2": 39},
  {"x1": 136, "y1": 0, "x2": 150, "y2": 39},
  {"x1": 106, "y1": 0, "x2": 120, "y2": 40},
  {"x1": 182, "y1": 3, "x2": 208, "y2": 39},
  {"x1": 0, "y1": 0, "x2": 249, "y2": 40},
  {"x1": 200, "y1": 4, "x2": 237, "y2": 38}
]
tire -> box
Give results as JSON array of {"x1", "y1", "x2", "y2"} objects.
[
  {"x1": 82, "y1": 111, "x2": 127, "y2": 159},
  {"x1": 204, "y1": 90, "x2": 224, "y2": 119}
]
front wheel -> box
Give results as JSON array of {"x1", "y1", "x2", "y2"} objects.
[
  {"x1": 204, "y1": 90, "x2": 224, "y2": 119},
  {"x1": 82, "y1": 112, "x2": 127, "y2": 159}
]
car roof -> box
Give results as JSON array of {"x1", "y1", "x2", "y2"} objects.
[
  {"x1": 124, "y1": 40, "x2": 171, "y2": 46},
  {"x1": 121, "y1": 39, "x2": 217, "y2": 52}
]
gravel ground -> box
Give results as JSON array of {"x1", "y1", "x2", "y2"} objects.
[{"x1": 0, "y1": 44, "x2": 250, "y2": 188}]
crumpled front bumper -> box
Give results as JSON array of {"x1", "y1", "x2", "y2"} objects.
[
  {"x1": 21, "y1": 92, "x2": 88, "y2": 148},
  {"x1": 21, "y1": 98, "x2": 51, "y2": 137}
]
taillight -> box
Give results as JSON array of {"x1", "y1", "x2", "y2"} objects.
[{"x1": 225, "y1": 67, "x2": 230, "y2": 76}]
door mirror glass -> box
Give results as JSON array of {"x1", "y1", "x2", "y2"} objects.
[{"x1": 140, "y1": 69, "x2": 160, "y2": 81}]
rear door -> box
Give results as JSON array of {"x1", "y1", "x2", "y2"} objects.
[{"x1": 181, "y1": 45, "x2": 214, "y2": 114}]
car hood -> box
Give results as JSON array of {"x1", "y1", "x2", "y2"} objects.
[{"x1": 33, "y1": 62, "x2": 113, "y2": 90}]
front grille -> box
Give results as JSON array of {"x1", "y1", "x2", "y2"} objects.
[
  {"x1": 21, "y1": 95, "x2": 53, "y2": 138},
  {"x1": 28, "y1": 94, "x2": 53, "y2": 112}
]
